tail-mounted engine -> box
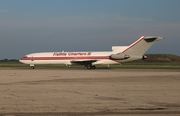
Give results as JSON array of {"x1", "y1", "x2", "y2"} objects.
[
  {"x1": 142, "y1": 55, "x2": 148, "y2": 59},
  {"x1": 109, "y1": 54, "x2": 130, "y2": 60}
]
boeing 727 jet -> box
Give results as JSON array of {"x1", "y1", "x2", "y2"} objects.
[{"x1": 19, "y1": 36, "x2": 163, "y2": 69}]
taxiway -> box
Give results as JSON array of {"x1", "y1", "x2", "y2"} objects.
[{"x1": 0, "y1": 69, "x2": 180, "y2": 115}]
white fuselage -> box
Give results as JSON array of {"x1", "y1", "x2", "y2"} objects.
[{"x1": 19, "y1": 51, "x2": 134, "y2": 66}]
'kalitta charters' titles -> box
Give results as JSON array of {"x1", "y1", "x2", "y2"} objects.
[{"x1": 53, "y1": 52, "x2": 92, "y2": 56}]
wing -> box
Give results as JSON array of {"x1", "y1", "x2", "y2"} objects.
[{"x1": 71, "y1": 60, "x2": 97, "y2": 65}]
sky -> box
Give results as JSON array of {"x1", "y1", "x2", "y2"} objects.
[{"x1": 0, "y1": 0, "x2": 180, "y2": 59}]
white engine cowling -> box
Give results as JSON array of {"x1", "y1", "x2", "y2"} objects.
[
  {"x1": 142, "y1": 55, "x2": 148, "y2": 59},
  {"x1": 109, "y1": 54, "x2": 130, "y2": 60}
]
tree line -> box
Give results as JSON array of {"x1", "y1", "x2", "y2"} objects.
[{"x1": 0, "y1": 59, "x2": 19, "y2": 62}]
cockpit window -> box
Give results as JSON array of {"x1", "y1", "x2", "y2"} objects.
[{"x1": 23, "y1": 56, "x2": 28, "y2": 58}]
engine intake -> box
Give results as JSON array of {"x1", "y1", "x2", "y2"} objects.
[{"x1": 142, "y1": 55, "x2": 148, "y2": 59}]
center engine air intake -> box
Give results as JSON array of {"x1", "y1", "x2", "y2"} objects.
[
  {"x1": 142, "y1": 55, "x2": 148, "y2": 59},
  {"x1": 109, "y1": 54, "x2": 130, "y2": 60}
]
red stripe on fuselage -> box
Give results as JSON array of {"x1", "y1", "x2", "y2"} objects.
[
  {"x1": 20, "y1": 56, "x2": 121, "y2": 64},
  {"x1": 20, "y1": 56, "x2": 109, "y2": 60}
]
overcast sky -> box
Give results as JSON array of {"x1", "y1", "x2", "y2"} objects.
[{"x1": 0, "y1": 0, "x2": 180, "y2": 59}]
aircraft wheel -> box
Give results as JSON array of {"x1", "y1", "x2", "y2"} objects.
[
  {"x1": 92, "y1": 65, "x2": 96, "y2": 69},
  {"x1": 87, "y1": 65, "x2": 92, "y2": 69},
  {"x1": 31, "y1": 66, "x2": 35, "y2": 69}
]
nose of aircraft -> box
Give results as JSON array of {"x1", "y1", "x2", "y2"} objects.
[
  {"x1": 19, "y1": 58, "x2": 23, "y2": 63},
  {"x1": 19, "y1": 57, "x2": 27, "y2": 64}
]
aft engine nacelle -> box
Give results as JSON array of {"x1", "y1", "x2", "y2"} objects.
[
  {"x1": 142, "y1": 55, "x2": 148, "y2": 59},
  {"x1": 109, "y1": 54, "x2": 130, "y2": 60}
]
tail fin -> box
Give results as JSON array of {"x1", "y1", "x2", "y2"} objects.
[{"x1": 118, "y1": 36, "x2": 164, "y2": 55}]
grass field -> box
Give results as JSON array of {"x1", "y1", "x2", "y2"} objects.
[{"x1": 0, "y1": 61, "x2": 180, "y2": 69}]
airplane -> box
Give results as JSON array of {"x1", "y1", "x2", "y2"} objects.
[{"x1": 19, "y1": 36, "x2": 163, "y2": 69}]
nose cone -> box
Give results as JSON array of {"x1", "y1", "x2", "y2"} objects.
[
  {"x1": 19, "y1": 58, "x2": 24, "y2": 63},
  {"x1": 19, "y1": 57, "x2": 27, "y2": 64}
]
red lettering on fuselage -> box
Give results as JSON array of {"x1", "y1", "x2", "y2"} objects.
[
  {"x1": 68, "y1": 52, "x2": 92, "y2": 56},
  {"x1": 53, "y1": 52, "x2": 67, "y2": 56},
  {"x1": 68, "y1": 52, "x2": 86, "y2": 56},
  {"x1": 53, "y1": 52, "x2": 92, "y2": 56}
]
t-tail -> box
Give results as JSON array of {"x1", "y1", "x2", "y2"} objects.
[{"x1": 109, "y1": 36, "x2": 164, "y2": 62}]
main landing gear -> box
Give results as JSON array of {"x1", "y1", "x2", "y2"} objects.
[
  {"x1": 86, "y1": 64, "x2": 96, "y2": 69},
  {"x1": 30, "y1": 64, "x2": 35, "y2": 69}
]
